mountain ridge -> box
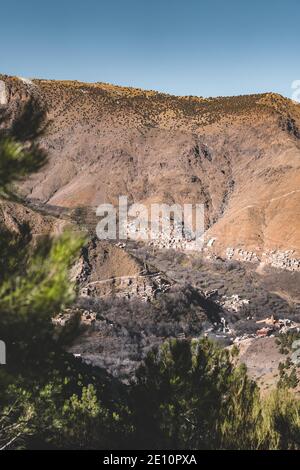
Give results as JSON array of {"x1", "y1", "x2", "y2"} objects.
[{"x1": 1, "y1": 74, "x2": 300, "y2": 260}]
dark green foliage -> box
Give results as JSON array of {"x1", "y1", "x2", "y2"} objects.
[
  {"x1": 276, "y1": 331, "x2": 300, "y2": 354},
  {"x1": 0, "y1": 137, "x2": 46, "y2": 198},
  {"x1": 128, "y1": 338, "x2": 259, "y2": 449},
  {"x1": 278, "y1": 360, "x2": 299, "y2": 390},
  {"x1": 0, "y1": 98, "x2": 48, "y2": 199},
  {"x1": 0, "y1": 101, "x2": 86, "y2": 448}
]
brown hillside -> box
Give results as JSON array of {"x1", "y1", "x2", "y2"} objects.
[{"x1": 1, "y1": 74, "x2": 300, "y2": 256}]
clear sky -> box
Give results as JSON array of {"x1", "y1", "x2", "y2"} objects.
[{"x1": 1, "y1": 0, "x2": 300, "y2": 98}]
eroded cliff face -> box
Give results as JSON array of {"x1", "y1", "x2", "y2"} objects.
[{"x1": 1, "y1": 74, "x2": 300, "y2": 260}]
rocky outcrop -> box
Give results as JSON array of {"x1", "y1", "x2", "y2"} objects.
[
  {"x1": 74, "y1": 239, "x2": 171, "y2": 302},
  {"x1": 80, "y1": 273, "x2": 170, "y2": 302}
]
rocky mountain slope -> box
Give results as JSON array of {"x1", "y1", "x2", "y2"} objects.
[
  {"x1": 1, "y1": 74, "x2": 300, "y2": 261},
  {"x1": 1, "y1": 74, "x2": 300, "y2": 384}
]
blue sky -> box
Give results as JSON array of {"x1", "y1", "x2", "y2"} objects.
[{"x1": 1, "y1": 0, "x2": 300, "y2": 97}]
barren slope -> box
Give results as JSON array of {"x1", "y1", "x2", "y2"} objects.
[{"x1": 1, "y1": 74, "x2": 300, "y2": 257}]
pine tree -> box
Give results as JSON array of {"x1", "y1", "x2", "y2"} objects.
[{"x1": 0, "y1": 99, "x2": 84, "y2": 449}]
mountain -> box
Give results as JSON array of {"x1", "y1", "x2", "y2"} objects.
[
  {"x1": 1, "y1": 74, "x2": 300, "y2": 383},
  {"x1": 1, "y1": 74, "x2": 300, "y2": 263}
]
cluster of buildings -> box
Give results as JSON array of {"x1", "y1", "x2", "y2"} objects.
[
  {"x1": 256, "y1": 316, "x2": 300, "y2": 337},
  {"x1": 225, "y1": 246, "x2": 300, "y2": 272},
  {"x1": 81, "y1": 273, "x2": 170, "y2": 303},
  {"x1": 124, "y1": 218, "x2": 201, "y2": 251},
  {"x1": 262, "y1": 250, "x2": 300, "y2": 271},
  {"x1": 218, "y1": 294, "x2": 250, "y2": 313},
  {"x1": 226, "y1": 247, "x2": 260, "y2": 263}
]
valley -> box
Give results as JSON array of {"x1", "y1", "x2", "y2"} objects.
[{"x1": 1, "y1": 74, "x2": 300, "y2": 390}]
